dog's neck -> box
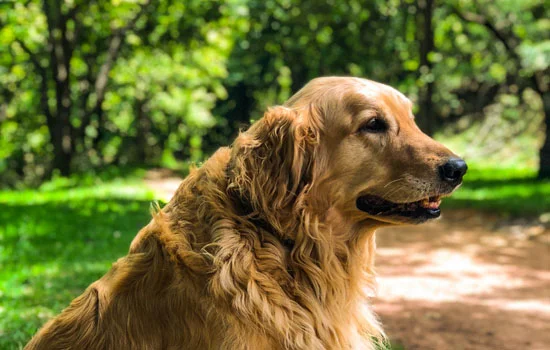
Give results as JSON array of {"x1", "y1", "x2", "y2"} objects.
[
  {"x1": 225, "y1": 163, "x2": 297, "y2": 244},
  {"x1": 174, "y1": 152, "x2": 383, "y2": 345},
  {"x1": 223, "y1": 162, "x2": 380, "y2": 267}
]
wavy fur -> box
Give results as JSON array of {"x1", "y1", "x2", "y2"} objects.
[{"x1": 26, "y1": 80, "x2": 398, "y2": 350}]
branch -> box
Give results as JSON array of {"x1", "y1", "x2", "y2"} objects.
[
  {"x1": 452, "y1": 6, "x2": 548, "y2": 97},
  {"x1": 78, "y1": 55, "x2": 96, "y2": 110},
  {"x1": 451, "y1": 6, "x2": 519, "y2": 60},
  {"x1": 62, "y1": 1, "x2": 87, "y2": 56},
  {"x1": 63, "y1": 2, "x2": 80, "y2": 23},
  {"x1": 15, "y1": 39, "x2": 54, "y2": 129},
  {"x1": 79, "y1": 0, "x2": 151, "y2": 134},
  {"x1": 15, "y1": 39, "x2": 45, "y2": 74}
]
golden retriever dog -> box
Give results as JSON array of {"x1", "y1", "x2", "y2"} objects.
[{"x1": 26, "y1": 77, "x2": 467, "y2": 349}]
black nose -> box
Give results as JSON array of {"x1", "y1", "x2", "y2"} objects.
[{"x1": 439, "y1": 157, "x2": 468, "y2": 183}]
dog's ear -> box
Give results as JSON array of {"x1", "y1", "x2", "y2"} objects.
[{"x1": 229, "y1": 106, "x2": 317, "y2": 221}]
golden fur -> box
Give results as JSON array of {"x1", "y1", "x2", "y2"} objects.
[{"x1": 26, "y1": 77, "x2": 461, "y2": 349}]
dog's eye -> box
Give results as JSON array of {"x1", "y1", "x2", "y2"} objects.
[{"x1": 358, "y1": 117, "x2": 388, "y2": 133}]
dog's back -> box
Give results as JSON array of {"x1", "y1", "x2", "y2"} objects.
[
  {"x1": 25, "y1": 151, "x2": 232, "y2": 349},
  {"x1": 25, "y1": 227, "x2": 211, "y2": 349}
]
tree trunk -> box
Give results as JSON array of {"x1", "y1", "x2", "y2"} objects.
[
  {"x1": 44, "y1": 0, "x2": 74, "y2": 176},
  {"x1": 135, "y1": 99, "x2": 151, "y2": 163},
  {"x1": 416, "y1": 0, "x2": 436, "y2": 136},
  {"x1": 538, "y1": 91, "x2": 550, "y2": 179},
  {"x1": 50, "y1": 40, "x2": 73, "y2": 176},
  {"x1": 206, "y1": 81, "x2": 253, "y2": 154},
  {"x1": 51, "y1": 125, "x2": 72, "y2": 176}
]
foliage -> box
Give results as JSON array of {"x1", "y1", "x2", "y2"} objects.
[
  {"x1": 0, "y1": 0, "x2": 548, "y2": 186},
  {"x1": 0, "y1": 0, "x2": 248, "y2": 184}
]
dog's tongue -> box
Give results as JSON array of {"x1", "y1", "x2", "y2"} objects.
[{"x1": 420, "y1": 196, "x2": 441, "y2": 209}]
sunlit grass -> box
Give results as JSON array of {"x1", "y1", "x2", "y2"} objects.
[
  {"x1": 443, "y1": 163, "x2": 550, "y2": 215},
  {"x1": 0, "y1": 181, "x2": 152, "y2": 205},
  {"x1": 0, "y1": 174, "x2": 156, "y2": 348}
]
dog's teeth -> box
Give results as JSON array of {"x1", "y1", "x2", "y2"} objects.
[{"x1": 420, "y1": 197, "x2": 441, "y2": 209}]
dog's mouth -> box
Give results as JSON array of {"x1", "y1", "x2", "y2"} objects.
[{"x1": 356, "y1": 194, "x2": 443, "y2": 222}]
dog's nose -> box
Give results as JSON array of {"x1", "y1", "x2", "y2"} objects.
[{"x1": 439, "y1": 157, "x2": 468, "y2": 183}]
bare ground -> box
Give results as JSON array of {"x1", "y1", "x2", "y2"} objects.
[
  {"x1": 145, "y1": 170, "x2": 550, "y2": 350},
  {"x1": 374, "y1": 211, "x2": 550, "y2": 350}
]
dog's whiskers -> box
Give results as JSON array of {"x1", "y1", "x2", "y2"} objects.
[
  {"x1": 382, "y1": 177, "x2": 406, "y2": 189},
  {"x1": 381, "y1": 184, "x2": 410, "y2": 201}
]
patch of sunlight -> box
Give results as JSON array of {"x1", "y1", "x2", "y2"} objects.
[
  {"x1": 377, "y1": 249, "x2": 530, "y2": 302},
  {"x1": 0, "y1": 182, "x2": 155, "y2": 205},
  {"x1": 484, "y1": 300, "x2": 550, "y2": 314}
]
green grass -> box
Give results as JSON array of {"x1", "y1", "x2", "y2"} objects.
[
  {"x1": 0, "y1": 175, "x2": 156, "y2": 348},
  {"x1": 0, "y1": 164, "x2": 547, "y2": 348},
  {"x1": 443, "y1": 164, "x2": 550, "y2": 216}
]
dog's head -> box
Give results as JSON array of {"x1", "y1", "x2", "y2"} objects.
[{"x1": 229, "y1": 77, "x2": 466, "y2": 228}]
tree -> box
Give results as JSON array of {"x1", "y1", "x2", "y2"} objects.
[
  {"x1": 3, "y1": 0, "x2": 151, "y2": 176},
  {"x1": 211, "y1": 0, "x2": 417, "y2": 145},
  {"x1": 416, "y1": 0, "x2": 436, "y2": 135},
  {"x1": 0, "y1": 0, "x2": 247, "y2": 183},
  {"x1": 1, "y1": 0, "x2": 547, "y2": 185},
  {"x1": 448, "y1": 0, "x2": 549, "y2": 178}
]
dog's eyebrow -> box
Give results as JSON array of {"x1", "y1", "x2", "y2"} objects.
[{"x1": 344, "y1": 93, "x2": 379, "y2": 116}]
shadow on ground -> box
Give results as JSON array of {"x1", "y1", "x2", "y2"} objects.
[{"x1": 374, "y1": 210, "x2": 550, "y2": 350}]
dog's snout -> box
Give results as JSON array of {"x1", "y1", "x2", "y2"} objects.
[{"x1": 439, "y1": 157, "x2": 467, "y2": 183}]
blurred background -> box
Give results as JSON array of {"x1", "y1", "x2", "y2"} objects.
[{"x1": 0, "y1": 0, "x2": 548, "y2": 349}]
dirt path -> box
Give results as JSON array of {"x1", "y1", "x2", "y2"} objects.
[
  {"x1": 145, "y1": 171, "x2": 550, "y2": 350},
  {"x1": 374, "y1": 211, "x2": 550, "y2": 350},
  {"x1": 144, "y1": 168, "x2": 184, "y2": 201}
]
